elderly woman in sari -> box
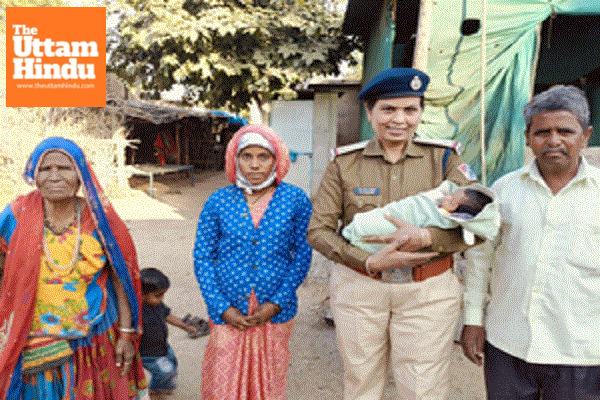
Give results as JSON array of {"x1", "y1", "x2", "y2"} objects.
[
  {"x1": 0, "y1": 137, "x2": 148, "y2": 399},
  {"x1": 194, "y1": 124, "x2": 312, "y2": 400}
]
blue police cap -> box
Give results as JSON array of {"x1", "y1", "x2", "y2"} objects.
[{"x1": 358, "y1": 68, "x2": 430, "y2": 101}]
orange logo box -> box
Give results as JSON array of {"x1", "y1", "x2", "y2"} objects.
[{"x1": 6, "y1": 7, "x2": 106, "y2": 107}]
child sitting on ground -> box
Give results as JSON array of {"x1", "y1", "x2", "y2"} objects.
[
  {"x1": 140, "y1": 268, "x2": 202, "y2": 398},
  {"x1": 342, "y1": 180, "x2": 500, "y2": 254}
]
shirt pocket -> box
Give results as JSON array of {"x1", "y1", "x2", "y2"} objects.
[
  {"x1": 343, "y1": 188, "x2": 383, "y2": 223},
  {"x1": 566, "y1": 223, "x2": 600, "y2": 274}
]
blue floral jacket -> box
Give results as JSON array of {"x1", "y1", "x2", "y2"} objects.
[{"x1": 193, "y1": 182, "x2": 312, "y2": 324}]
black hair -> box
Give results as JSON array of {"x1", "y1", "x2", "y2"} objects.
[
  {"x1": 140, "y1": 267, "x2": 170, "y2": 295},
  {"x1": 454, "y1": 189, "x2": 492, "y2": 216}
]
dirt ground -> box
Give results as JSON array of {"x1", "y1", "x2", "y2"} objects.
[{"x1": 121, "y1": 170, "x2": 486, "y2": 400}]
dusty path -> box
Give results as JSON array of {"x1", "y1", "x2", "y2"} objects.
[{"x1": 124, "y1": 171, "x2": 486, "y2": 399}]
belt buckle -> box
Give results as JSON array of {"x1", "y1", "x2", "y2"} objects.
[{"x1": 381, "y1": 268, "x2": 412, "y2": 283}]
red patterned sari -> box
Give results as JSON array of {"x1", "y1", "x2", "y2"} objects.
[
  {"x1": 202, "y1": 292, "x2": 294, "y2": 400},
  {"x1": 0, "y1": 137, "x2": 149, "y2": 399}
]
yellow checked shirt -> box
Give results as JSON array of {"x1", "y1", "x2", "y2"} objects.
[{"x1": 307, "y1": 138, "x2": 476, "y2": 273}]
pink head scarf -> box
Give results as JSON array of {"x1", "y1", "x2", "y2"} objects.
[{"x1": 225, "y1": 124, "x2": 291, "y2": 191}]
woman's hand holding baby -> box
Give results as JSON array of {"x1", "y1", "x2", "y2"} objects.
[{"x1": 363, "y1": 215, "x2": 432, "y2": 251}]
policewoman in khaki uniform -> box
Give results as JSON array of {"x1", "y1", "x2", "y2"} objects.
[{"x1": 307, "y1": 68, "x2": 477, "y2": 400}]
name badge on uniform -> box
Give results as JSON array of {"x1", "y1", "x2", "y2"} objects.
[
  {"x1": 354, "y1": 187, "x2": 381, "y2": 196},
  {"x1": 458, "y1": 163, "x2": 477, "y2": 181}
]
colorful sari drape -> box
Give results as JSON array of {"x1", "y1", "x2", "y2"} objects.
[{"x1": 0, "y1": 137, "x2": 148, "y2": 399}]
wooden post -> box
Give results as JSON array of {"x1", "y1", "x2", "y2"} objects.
[
  {"x1": 413, "y1": 0, "x2": 434, "y2": 72},
  {"x1": 175, "y1": 122, "x2": 181, "y2": 165},
  {"x1": 113, "y1": 130, "x2": 132, "y2": 192}
]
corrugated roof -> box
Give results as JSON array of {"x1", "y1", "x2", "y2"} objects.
[{"x1": 106, "y1": 99, "x2": 219, "y2": 125}]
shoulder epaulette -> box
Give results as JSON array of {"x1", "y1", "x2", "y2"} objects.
[
  {"x1": 330, "y1": 140, "x2": 370, "y2": 160},
  {"x1": 413, "y1": 137, "x2": 463, "y2": 155}
]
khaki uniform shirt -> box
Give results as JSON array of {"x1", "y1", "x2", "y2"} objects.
[{"x1": 307, "y1": 138, "x2": 475, "y2": 273}]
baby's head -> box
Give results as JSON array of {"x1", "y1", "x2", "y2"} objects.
[
  {"x1": 141, "y1": 267, "x2": 170, "y2": 307},
  {"x1": 440, "y1": 188, "x2": 492, "y2": 216}
]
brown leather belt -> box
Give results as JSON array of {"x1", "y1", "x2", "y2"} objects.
[
  {"x1": 412, "y1": 255, "x2": 453, "y2": 282},
  {"x1": 355, "y1": 254, "x2": 453, "y2": 282}
]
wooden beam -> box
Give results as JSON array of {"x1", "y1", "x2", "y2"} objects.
[{"x1": 413, "y1": 0, "x2": 433, "y2": 72}]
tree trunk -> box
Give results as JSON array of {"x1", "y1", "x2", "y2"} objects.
[{"x1": 250, "y1": 96, "x2": 271, "y2": 125}]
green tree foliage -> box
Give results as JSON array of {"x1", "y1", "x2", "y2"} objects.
[
  {"x1": 1, "y1": 0, "x2": 65, "y2": 33},
  {"x1": 108, "y1": 0, "x2": 360, "y2": 112},
  {"x1": 1, "y1": 0, "x2": 66, "y2": 102}
]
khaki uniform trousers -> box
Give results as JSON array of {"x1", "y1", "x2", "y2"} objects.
[{"x1": 330, "y1": 263, "x2": 461, "y2": 400}]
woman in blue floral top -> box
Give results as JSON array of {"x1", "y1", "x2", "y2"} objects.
[{"x1": 194, "y1": 124, "x2": 312, "y2": 400}]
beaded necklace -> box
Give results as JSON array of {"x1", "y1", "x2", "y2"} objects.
[{"x1": 42, "y1": 200, "x2": 82, "y2": 275}]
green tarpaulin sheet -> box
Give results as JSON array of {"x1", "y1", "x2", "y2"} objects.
[{"x1": 413, "y1": 0, "x2": 600, "y2": 183}]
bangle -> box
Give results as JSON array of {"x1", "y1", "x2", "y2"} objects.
[{"x1": 118, "y1": 326, "x2": 136, "y2": 333}]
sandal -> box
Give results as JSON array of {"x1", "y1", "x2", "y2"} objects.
[{"x1": 183, "y1": 314, "x2": 210, "y2": 338}]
